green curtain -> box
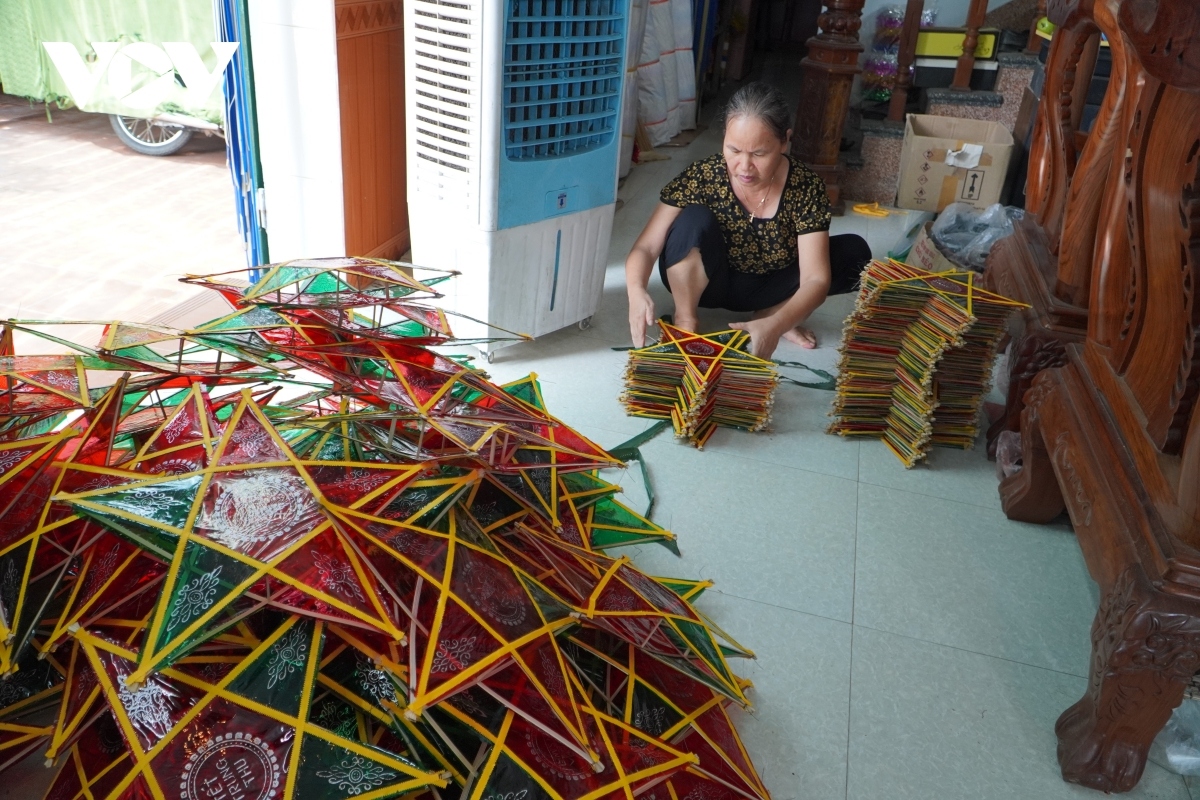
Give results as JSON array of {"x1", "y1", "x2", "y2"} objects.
[{"x1": 0, "y1": 0, "x2": 223, "y2": 122}]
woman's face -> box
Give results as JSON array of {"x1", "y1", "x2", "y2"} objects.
[{"x1": 723, "y1": 114, "x2": 789, "y2": 189}]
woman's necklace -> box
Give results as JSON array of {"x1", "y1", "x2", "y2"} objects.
[{"x1": 738, "y1": 163, "x2": 781, "y2": 220}]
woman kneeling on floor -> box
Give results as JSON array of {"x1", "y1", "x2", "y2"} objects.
[{"x1": 625, "y1": 81, "x2": 872, "y2": 359}]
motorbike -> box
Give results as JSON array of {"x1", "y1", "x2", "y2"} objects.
[{"x1": 108, "y1": 112, "x2": 222, "y2": 156}]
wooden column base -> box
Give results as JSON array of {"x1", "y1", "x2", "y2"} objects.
[
  {"x1": 807, "y1": 163, "x2": 845, "y2": 215},
  {"x1": 792, "y1": 1, "x2": 864, "y2": 216}
]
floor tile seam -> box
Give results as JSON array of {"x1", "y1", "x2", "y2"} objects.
[
  {"x1": 848, "y1": 621, "x2": 1090, "y2": 680},
  {"x1": 705, "y1": 588, "x2": 854, "y2": 628},
  {"x1": 846, "y1": 482, "x2": 860, "y2": 800},
  {"x1": 850, "y1": 481, "x2": 859, "y2": 628},
  {"x1": 671, "y1": 441, "x2": 862, "y2": 486},
  {"x1": 855, "y1": 476, "x2": 1001, "y2": 512},
  {"x1": 844, "y1": 624, "x2": 855, "y2": 800}
]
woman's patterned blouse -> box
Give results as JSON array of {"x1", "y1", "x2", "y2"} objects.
[{"x1": 658, "y1": 153, "x2": 832, "y2": 275}]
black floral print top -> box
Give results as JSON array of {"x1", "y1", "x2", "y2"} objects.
[{"x1": 659, "y1": 153, "x2": 832, "y2": 275}]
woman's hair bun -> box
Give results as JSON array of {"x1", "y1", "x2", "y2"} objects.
[{"x1": 722, "y1": 82, "x2": 791, "y2": 143}]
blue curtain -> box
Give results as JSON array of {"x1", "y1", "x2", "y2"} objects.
[
  {"x1": 693, "y1": 0, "x2": 720, "y2": 85},
  {"x1": 214, "y1": 0, "x2": 268, "y2": 279}
]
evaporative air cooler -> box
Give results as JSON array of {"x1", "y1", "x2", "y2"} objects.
[{"x1": 404, "y1": 0, "x2": 628, "y2": 354}]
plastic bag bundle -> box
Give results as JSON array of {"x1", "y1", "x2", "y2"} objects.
[
  {"x1": 875, "y1": 6, "x2": 905, "y2": 43},
  {"x1": 922, "y1": 2, "x2": 939, "y2": 27},
  {"x1": 862, "y1": 52, "x2": 901, "y2": 102},
  {"x1": 931, "y1": 202, "x2": 1025, "y2": 271},
  {"x1": 994, "y1": 430, "x2": 1023, "y2": 480},
  {"x1": 1152, "y1": 699, "x2": 1200, "y2": 775},
  {"x1": 863, "y1": 6, "x2": 905, "y2": 102}
]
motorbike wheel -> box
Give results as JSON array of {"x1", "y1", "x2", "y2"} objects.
[{"x1": 109, "y1": 115, "x2": 194, "y2": 156}]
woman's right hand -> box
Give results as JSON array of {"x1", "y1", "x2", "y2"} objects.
[
  {"x1": 625, "y1": 201, "x2": 681, "y2": 347},
  {"x1": 628, "y1": 288, "x2": 656, "y2": 347}
]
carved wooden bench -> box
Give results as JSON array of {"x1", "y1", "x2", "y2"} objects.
[
  {"x1": 982, "y1": 0, "x2": 1128, "y2": 455},
  {"x1": 994, "y1": 0, "x2": 1200, "y2": 791}
]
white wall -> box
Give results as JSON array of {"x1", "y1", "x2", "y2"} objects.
[{"x1": 247, "y1": 0, "x2": 345, "y2": 261}]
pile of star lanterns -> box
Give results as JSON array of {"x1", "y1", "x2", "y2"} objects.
[{"x1": 0, "y1": 258, "x2": 769, "y2": 800}]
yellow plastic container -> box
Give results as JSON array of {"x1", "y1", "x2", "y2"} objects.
[{"x1": 914, "y1": 27, "x2": 999, "y2": 59}]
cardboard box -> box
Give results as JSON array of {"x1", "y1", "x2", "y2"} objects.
[
  {"x1": 896, "y1": 114, "x2": 1015, "y2": 212},
  {"x1": 905, "y1": 221, "x2": 966, "y2": 273}
]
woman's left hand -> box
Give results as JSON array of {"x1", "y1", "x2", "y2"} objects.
[{"x1": 729, "y1": 317, "x2": 785, "y2": 359}]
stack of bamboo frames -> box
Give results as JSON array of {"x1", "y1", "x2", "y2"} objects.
[
  {"x1": 620, "y1": 322, "x2": 780, "y2": 448},
  {"x1": 828, "y1": 259, "x2": 1025, "y2": 467},
  {"x1": 0, "y1": 258, "x2": 771, "y2": 800}
]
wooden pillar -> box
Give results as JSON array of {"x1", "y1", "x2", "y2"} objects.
[
  {"x1": 793, "y1": 0, "x2": 865, "y2": 215},
  {"x1": 887, "y1": 0, "x2": 924, "y2": 122},
  {"x1": 950, "y1": 0, "x2": 988, "y2": 90},
  {"x1": 335, "y1": 0, "x2": 411, "y2": 260}
]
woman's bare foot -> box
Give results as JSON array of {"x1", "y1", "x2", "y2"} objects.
[
  {"x1": 782, "y1": 325, "x2": 817, "y2": 349},
  {"x1": 674, "y1": 314, "x2": 699, "y2": 333}
]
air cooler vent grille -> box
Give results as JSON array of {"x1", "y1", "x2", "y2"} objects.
[
  {"x1": 503, "y1": 0, "x2": 624, "y2": 160},
  {"x1": 411, "y1": 0, "x2": 478, "y2": 177}
]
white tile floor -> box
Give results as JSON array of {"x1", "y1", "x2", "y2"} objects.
[
  {"x1": 0, "y1": 102, "x2": 243, "y2": 331},
  {"x1": 476, "y1": 119, "x2": 1195, "y2": 799},
  {"x1": 1, "y1": 79, "x2": 1195, "y2": 800}
]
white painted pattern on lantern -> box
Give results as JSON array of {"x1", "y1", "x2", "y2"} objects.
[
  {"x1": 78, "y1": 475, "x2": 129, "y2": 492},
  {"x1": 340, "y1": 468, "x2": 393, "y2": 494},
  {"x1": 355, "y1": 654, "x2": 397, "y2": 702},
  {"x1": 228, "y1": 423, "x2": 278, "y2": 460},
  {"x1": 149, "y1": 457, "x2": 203, "y2": 476},
  {"x1": 482, "y1": 791, "x2": 528, "y2": 800},
  {"x1": 633, "y1": 706, "x2": 668, "y2": 736},
  {"x1": 431, "y1": 636, "x2": 477, "y2": 673},
  {"x1": 83, "y1": 545, "x2": 122, "y2": 598},
  {"x1": 538, "y1": 648, "x2": 568, "y2": 699},
  {"x1": 117, "y1": 674, "x2": 172, "y2": 731},
  {"x1": 104, "y1": 485, "x2": 191, "y2": 518},
  {"x1": 201, "y1": 471, "x2": 315, "y2": 552},
  {"x1": 524, "y1": 728, "x2": 591, "y2": 780},
  {"x1": 0, "y1": 450, "x2": 27, "y2": 475},
  {"x1": 314, "y1": 699, "x2": 357, "y2": 738},
  {"x1": 597, "y1": 585, "x2": 640, "y2": 611},
  {"x1": 447, "y1": 690, "x2": 488, "y2": 718},
  {"x1": 0, "y1": 679, "x2": 31, "y2": 707},
  {"x1": 461, "y1": 557, "x2": 528, "y2": 627},
  {"x1": 166, "y1": 566, "x2": 222, "y2": 632},
  {"x1": 265, "y1": 624, "x2": 308, "y2": 689},
  {"x1": 311, "y1": 550, "x2": 366, "y2": 602},
  {"x1": 162, "y1": 408, "x2": 193, "y2": 444},
  {"x1": 316, "y1": 755, "x2": 397, "y2": 796},
  {"x1": 681, "y1": 780, "x2": 727, "y2": 800},
  {"x1": 43, "y1": 370, "x2": 78, "y2": 391},
  {"x1": 0, "y1": 560, "x2": 19, "y2": 609}
]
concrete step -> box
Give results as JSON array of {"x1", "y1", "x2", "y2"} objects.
[{"x1": 842, "y1": 118, "x2": 905, "y2": 205}]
